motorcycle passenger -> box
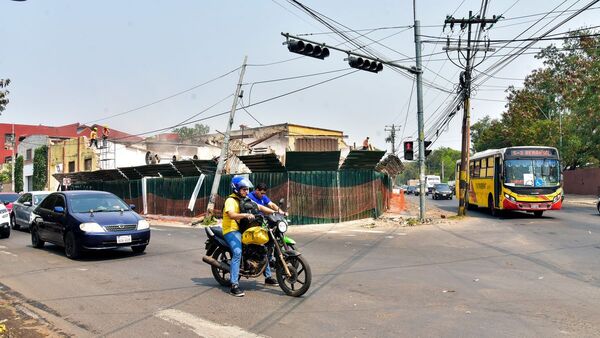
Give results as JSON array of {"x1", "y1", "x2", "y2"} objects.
[
  {"x1": 223, "y1": 176, "x2": 279, "y2": 297},
  {"x1": 248, "y1": 182, "x2": 287, "y2": 216}
]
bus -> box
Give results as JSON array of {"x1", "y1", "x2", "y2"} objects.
[
  {"x1": 425, "y1": 175, "x2": 441, "y2": 194},
  {"x1": 456, "y1": 146, "x2": 563, "y2": 217}
]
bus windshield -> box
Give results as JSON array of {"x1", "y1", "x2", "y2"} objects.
[{"x1": 504, "y1": 159, "x2": 560, "y2": 187}]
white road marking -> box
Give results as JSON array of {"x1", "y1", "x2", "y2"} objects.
[
  {"x1": 0, "y1": 250, "x2": 17, "y2": 257},
  {"x1": 350, "y1": 229, "x2": 385, "y2": 233},
  {"x1": 155, "y1": 309, "x2": 266, "y2": 338},
  {"x1": 0, "y1": 245, "x2": 6, "y2": 249}
]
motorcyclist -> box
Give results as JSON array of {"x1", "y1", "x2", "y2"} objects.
[
  {"x1": 248, "y1": 182, "x2": 288, "y2": 216},
  {"x1": 223, "y1": 176, "x2": 279, "y2": 297}
]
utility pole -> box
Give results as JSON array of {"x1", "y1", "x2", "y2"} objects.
[
  {"x1": 441, "y1": 159, "x2": 445, "y2": 182},
  {"x1": 413, "y1": 0, "x2": 426, "y2": 222},
  {"x1": 444, "y1": 11, "x2": 498, "y2": 216},
  {"x1": 384, "y1": 124, "x2": 401, "y2": 154},
  {"x1": 206, "y1": 56, "x2": 248, "y2": 218},
  {"x1": 11, "y1": 124, "x2": 15, "y2": 192}
]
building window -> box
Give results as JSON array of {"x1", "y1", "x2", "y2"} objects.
[
  {"x1": 4, "y1": 133, "x2": 14, "y2": 145},
  {"x1": 84, "y1": 158, "x2": 92, "y2": 171},
  {"x1": 5, "y1": 156, "x2": 12, "y2": 163},
  {"x1": 68, "y1": 161, "x2": 75, "y2": 173},
  {"x1": 26, "y1": 149, "x2": 32, "y2": 160}
]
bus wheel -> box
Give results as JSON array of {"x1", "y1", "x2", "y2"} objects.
[
  {"x1": 488, "y1": 195, "x2": 497, "y2": 217},
  {"x1": 533, "y1": 211, "x2": 543, "y2": 217}
]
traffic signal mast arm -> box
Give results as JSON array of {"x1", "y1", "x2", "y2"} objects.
[{"x1": 282, "y1": 32, "x2": 421, "y2": 75}]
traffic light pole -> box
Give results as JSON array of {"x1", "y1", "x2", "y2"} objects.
[
  {"x1": 413, "y1": 18, "x2": 426, "y2": 222},
  {"x1": 206, "y1": 56, "x2": 248, "y2": 218}
]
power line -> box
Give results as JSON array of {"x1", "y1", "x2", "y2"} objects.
[{"x1": 83, "y1": 66, "x2": 241, "y2": 125}]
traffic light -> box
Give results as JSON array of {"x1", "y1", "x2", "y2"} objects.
[
  {"x1": 287, "y1": 39, "x2": 330, "y2": 59},
  {"x1": 348, "y1": 56, "x2": 384, "y2": 73},
  {"x1": 404, "y1": 141, "x2": 414, "y2": 160},
  {"x1": 424, "y1": 140, "x2": 432, "y2": 157}
]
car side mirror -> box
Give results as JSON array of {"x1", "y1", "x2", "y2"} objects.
[
  {"x1": 24, "y1": 201, "x2": 32, "y2": 207},
  {"x1": 129, "y1": 204, "x2": 136, "y2": 210},
  {"x1": 53, "y1": 206, "x2": 65, "y2": 213}
]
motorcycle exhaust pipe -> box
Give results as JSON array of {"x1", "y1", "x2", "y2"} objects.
[{"x1": 202, "y1": 256, "x2": 230, "y2": 273}]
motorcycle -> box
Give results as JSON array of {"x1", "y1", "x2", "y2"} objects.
[{"x1": 202, "y1": 212, "x2": 311, "y2": 297}]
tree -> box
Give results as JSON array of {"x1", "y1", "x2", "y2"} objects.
[
  {"x1": 470, "y1": 30, "x2": 600, "y2": 168},
  {"x1": 0, "y1": 79, "x2": 10, "y2": 115},
  {"x1": 0, "y1": 164, "x2": 11, "y2": 184},
  {"x1": 425, "y1": 147, "x2": 461, "y2": 181},
  {"x1": 33, "y1": 146, "x2": 48, "y2": 191},
  {"x1": 172, "y1": 123, "x2": 210, "y2": 142},
  {"x1": 396, "y1": 162, "x2": 419, "y2": 185},
  {"x1": 14, "y1": 155, "x2": 23, "y2": 192}
]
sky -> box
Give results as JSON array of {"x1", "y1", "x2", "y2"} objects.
[{"x1": 1, "y1": 0, "x2": 598, "y2": 156}]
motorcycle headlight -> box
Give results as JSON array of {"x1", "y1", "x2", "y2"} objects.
[
  {"x1": 277, "y1": 221, "x2": 288, "y2": 233},
  {"x1": 79, "y1": 222, "x2": 105, "y2": 233},
  {"x1": 504, "y1": 193, "x2": 516, "y2": 202},
  {"x1": 137, "y1": 219, "x2": 150, "y2": 230}
]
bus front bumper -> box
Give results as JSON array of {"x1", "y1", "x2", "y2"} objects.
[{"x1": 502, "y1": 198, "x2": 562, "y2": 211}]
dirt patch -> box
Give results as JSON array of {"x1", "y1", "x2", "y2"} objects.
[{"x1": 0, "y1": 291, "x2": 65, "y2": 338}]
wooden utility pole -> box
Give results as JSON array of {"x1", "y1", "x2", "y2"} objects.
[
  {"x1": 444, "y1": 12, "x2": 498, "y2": 216},
  {"x1": 206, "y1": 56, "x2": 248, "y2": 218}
]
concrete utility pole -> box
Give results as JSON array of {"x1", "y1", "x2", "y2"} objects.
[
  {"x1": 206, "y1": 56, "x2": 248, "y2": 217},
  {"x1": 444, "y1": 11, "x2": 498, "y2": 216},
  {"x1": 384, "y1": 124, "x2": 401, "y2": 154},
  {"x1": 11, "y1": 124, "x2": 15, "y2": 192},
  {"x1": 413, "y1": 0, "x2": 426, "y2": 222}
]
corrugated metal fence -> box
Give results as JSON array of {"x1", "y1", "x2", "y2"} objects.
[{"x1": 70, "y1": 170, "x2": 391, "y2": 225}]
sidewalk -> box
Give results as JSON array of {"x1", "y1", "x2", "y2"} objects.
[{"x1": 563, "y1": 194, "x2": 598, "y2": 206}]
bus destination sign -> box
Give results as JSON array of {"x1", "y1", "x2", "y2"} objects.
[{"x1": 506, "y1": 148, "x2": 557, "y2": 158}]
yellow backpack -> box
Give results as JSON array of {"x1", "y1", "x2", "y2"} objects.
[{"x1": 242, "y1": 226, "x2": 269, "y2": 245}]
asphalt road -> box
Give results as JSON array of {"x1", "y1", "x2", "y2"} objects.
[{"x1": 1, "y1": 201, "x2": 600, "y2": 337}]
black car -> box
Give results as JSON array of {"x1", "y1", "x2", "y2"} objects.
[
  {"x1": 406, "y1": 186, "x2": 418, "y2": 195},
  {"x1": 31, "y1": 191, "x2": 151, "y2": 259},
  {"x1": 432, "y1": 183, "x2": 453, "y2": 200}
]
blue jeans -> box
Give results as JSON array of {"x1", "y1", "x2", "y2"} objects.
[{"x1": 224, "y1": 231, "x2": 271, "y2": 287}]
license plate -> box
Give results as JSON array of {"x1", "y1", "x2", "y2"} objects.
[
  {"x1": 531, "y1": 204, "x2": 539, "y2": 209},
  {"x1": 117, "y1": 235, "x2": 132, "y2": 244}
]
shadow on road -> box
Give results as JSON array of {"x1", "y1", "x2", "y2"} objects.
[{"x1": 29, "y1": 243, "x2": 146, "y2": 261}]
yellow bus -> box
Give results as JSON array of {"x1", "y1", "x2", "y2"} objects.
[{"x1": 456, "y1": 146, "x2": 563, "y2": 217}]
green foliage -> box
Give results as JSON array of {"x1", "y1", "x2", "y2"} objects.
[
  {"x1": 33, "y1": 146, "x2": 48, "y2": 191},
  {"x1": 172, "y1": 123, "x2": 210, "y2": 142},
  {"x1": 14, "y1": 155, "x2": 23, "y2": 192},
  {"x1": 0, "y1": 79, "x2": 10, "y2": 115},
  {"x1": 471, "y1": 30, "x2": 600, "y2": 168},
  {"x1": 396, "y1": 162, "x2": 418, "y2": 185},
  {"x1": 0, "y1": 164, "x2": 11, "y2": 183}
]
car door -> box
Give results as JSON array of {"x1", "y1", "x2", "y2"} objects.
[
  {"x1": 16, "y1": 194, "x2": 32, "y2": 226},
  {"x1": 12, "y1": 194, "x2": 26, "y2": 225},
  {"x1": 47, "y1": 194, "x2": 68, "y2": 245},
  {"x1": 35, "y1": 194, "x2": 56, "y2": 242}
]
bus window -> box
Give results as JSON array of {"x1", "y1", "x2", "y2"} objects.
[
  {"x1": 487, "y1": 159, "x2": 494, "y2": 177},
  {"x1": 474, "y1": 160, "x2": 480, "y2": 178}
]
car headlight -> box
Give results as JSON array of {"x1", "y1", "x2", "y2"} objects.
[
  {"x1": 79, "y1": 222, "x2": 105, "y2": 232},
  {"x1": 29, "y1": 213, "x2": 38, "y2": 223},
  {"x1": 277, "y1": 221, "x2": 288, "y2": 233},
  {"x1": 553, "y1": 194, "x2": 562, "y2": 203},
  {"x1": 504, "y1": 193, "x2": 516, "y2": 202},
  {"x1": 137, "y1": 219, "x2": 150, "y2": 230},
  {"x1": 1, "y1": 212, "x2": 8, "y2": 219}
]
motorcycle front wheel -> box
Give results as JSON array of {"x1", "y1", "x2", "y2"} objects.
[
  {"x1": 211, "y1": 248, "x2": 232, "y2": 287},
  {"x1": 276, "y1": 255, "x2": 312, "y2": 297}
]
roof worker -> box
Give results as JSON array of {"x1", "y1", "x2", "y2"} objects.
[{"x1": 89, "y1": 127, "x2": 99, "y2": 148}]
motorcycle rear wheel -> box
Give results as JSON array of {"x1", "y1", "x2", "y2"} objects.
[
  {"x1": 276, "y1": 255, "x2": 312, "y2": 297},
  {"x1": 211, "y1": 248, "x2": 232, "y2": 287}
]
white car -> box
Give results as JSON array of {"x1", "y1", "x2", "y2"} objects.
[
  {"x1": 11, "y1": 191, "x2": 49, "y2": 231},
  {"x1": 0, "y1": 203, "x2": 10, "y2": 239}
]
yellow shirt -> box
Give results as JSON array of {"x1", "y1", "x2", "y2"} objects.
[{"x1": 222, "y1": 194, "x2": 240, "y2": 235}]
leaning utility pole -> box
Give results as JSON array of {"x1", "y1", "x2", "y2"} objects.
[
  {"x1": 413, "y1": 0, "x2": 426, "y2": 222},
  {"x1": 384, "y1": 124, "x2": 401, "y2": 154},
  {"x1": 444, "y1": 11, "x2": 498, "y2": 216},
  {"x1": 206, "y1": 56, "x2": 248, "y2": 218}
]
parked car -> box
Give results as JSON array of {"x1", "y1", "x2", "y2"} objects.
[
  {"x1": 11, "y1": 191, "x2": 50, "y2": 230},
  {"x1": 31, "y1": 191, "x2": 151, "y2": 259},
  {"x1": 0, "y1": 192, "x2": 20, "y2": 214},
  {"x1": 0, "y1": 203, "x2": 10, "y2": 239},
  {"x1": 597, "y1": 196, "x2": 600, "y2": 215},
  {"x1": 406, "y1": 186, "x2": 416, "y2": 195},
  {"x1": 432, "y1": 183, "x2": 453, "y2": 200}
]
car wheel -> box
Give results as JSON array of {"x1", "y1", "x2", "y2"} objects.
[
  {"x1": 10, "y1": 214, "x2": 19, "y2": 230},
  {"x1": 31, "y1": 226, "x2": 45, "y2": 248},
  {"x1": 64, "y1": 232, "x2": 82, "y2": 259},
  {"x1": 131, "y1": 245, "x2": 147, "y2": 253},
  {"x1": 0, "y1": 227, "x2": 9, "y2": 239}
]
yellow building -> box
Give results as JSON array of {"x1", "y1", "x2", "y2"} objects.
[{"x1": 48, "y1": 136, "x2": 98, "y2": 190}]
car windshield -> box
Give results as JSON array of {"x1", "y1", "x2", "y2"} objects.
[
  {"x1": 504, "y1": 159, "x2": 560, "y2": 187},
  {"x1": 0, "y1": 194, "x2": 19, "y2": 203},
  {"x1": 435, "y1": 184, "x2": 450, "y2": 190},
  {"x1": 68, "y1": 195, "x2": 130, "y2": 213},
  {"x1": 33, "y1": 194, "x2": 49, "y2": 205}
]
